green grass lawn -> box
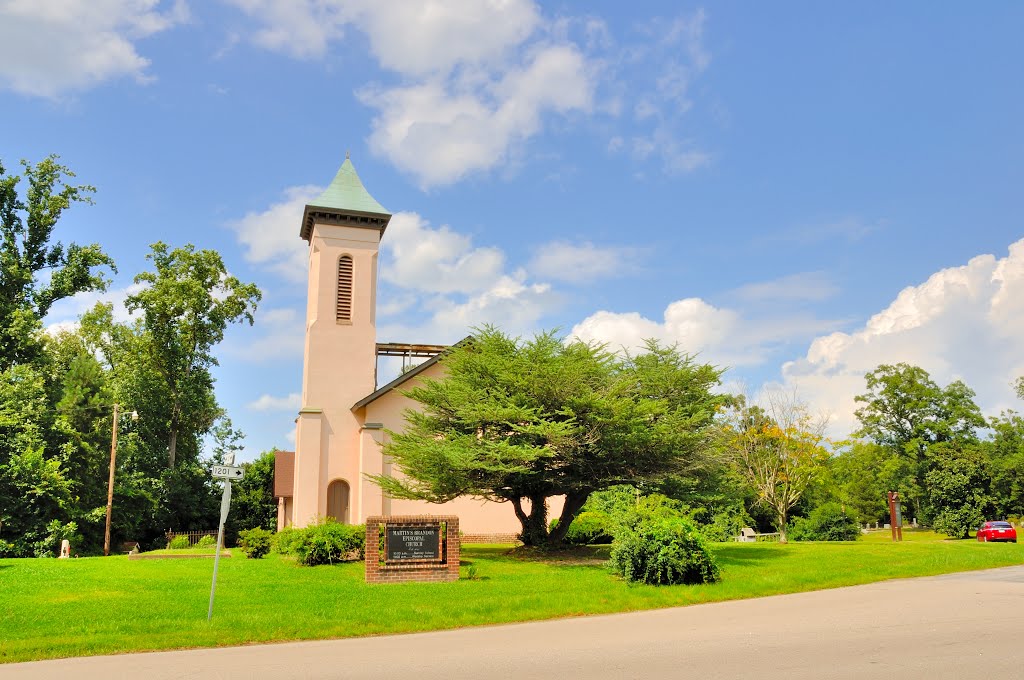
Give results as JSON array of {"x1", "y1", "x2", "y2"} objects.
[{"x1": 1, "y1": 537, "x2": 1022, "y2": 663}]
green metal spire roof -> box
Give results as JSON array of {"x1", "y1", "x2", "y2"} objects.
[
  {"x1": 309, "y1": 157, "x2": 390, "y2": 216},
  {"x1": 300, "y1": 156, "x2": 392, "y2": 240}
]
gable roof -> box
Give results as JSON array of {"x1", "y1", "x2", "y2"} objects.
[{"x1": 352, "y1": 336, "x2": 472, "y2": 410}]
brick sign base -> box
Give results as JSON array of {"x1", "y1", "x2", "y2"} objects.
[{"x1": 365, "y1": 515, "x2": 460, "y2": 584}]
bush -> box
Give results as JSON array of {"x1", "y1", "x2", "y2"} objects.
[
  {"x1": 291, "y1": 520, "x2": 366, "y2": 566},
  {"x1": 274, "y1": 526, "x2": 300, "y2": 555},
  {"x1": 700, "y1": 505, "x2": 754, "y2": 543},
  {"x1": 610, "y1": 517, "x2": 720, "y2": 586},
  {"x1": 788, "y1": 503, "x2": 860, "y2": 541},
  {"x1": 237, "y1": 527, "x2": 272, "y2": 559},
  {"x1": 168, "y1": 535, "x2": 190, "y2": 549},
  {"x1": 551, "y1": 511, "x2": 614, "y2": 545},
  {"x1": 194, "y1": 535, "x2": 217, "y2": 549}
]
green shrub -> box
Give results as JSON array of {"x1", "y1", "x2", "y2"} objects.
[
  {"x1": 291, "y1": 520, "x2": 366, "y2": 566},
  {"x1": 194, "y1": 535, "x2": 217, "y2": 550},
  {"x1": 555, "y1": 511, "x2": 614, "y2": 545},
  {"x1": 237, "y1": 527, "x2": 272, "y2": 559},
  {"x1": 168, "y1": 535, "x2": 190, "y2": 549},
  {"x1": 700, "y1": 505, "x2": 754, "y2": 543},
  {"x1": 788, "y1": 503, "x2": 860, "y2": 541},
  {"x1": 274, "y1": 526, "x2": 300, "y2": 555},
  {"x1": 610, "y1": 517, "x2": 720, "y2": 586}
]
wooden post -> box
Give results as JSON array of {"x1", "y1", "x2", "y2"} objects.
[
  {"x1": 887, "y1": 491, "x2": 902, "y2": 542},
  {"x1": 103, "y1": 403, "x2": 120, "y2": 557}
]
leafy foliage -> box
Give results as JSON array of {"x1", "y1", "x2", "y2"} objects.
[
  {"x1": 126, "y1": 242, "x2": 260, "y2": 468},
  {"x1": 787, "y1": 503, "x2": 860, "y2": 541},
  {"x1": 721, "y1": 393, "x2": 830, "y2": 542},
  {"x1": 925, "y1": 442, "x2": 990, "y2": 539},
  {"x1": 610, "y1": 516, "x2": 721, "y2": 586},
  {"x1": 372, "y1": 327, "x2": 724, "y2": 546},
  {"x1": 552, "y1": 511, "x2": 614, "y2": 545},
  {"x1": 237, "y1": 527, "x2": 272, "y2": 559},
  {"x1": 0, "y1": 156, "x2": 115, "y2": 369},
  {"x1": 168, "y1": 535, "x2": 190, "y2": 549},
  {"x1": 287, "y1": 520, "x2": 366, "y2": 566}
]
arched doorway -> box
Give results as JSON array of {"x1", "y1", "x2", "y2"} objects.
[{"x1": 327, "y1": 479, "x2": 350, "y2": 523}]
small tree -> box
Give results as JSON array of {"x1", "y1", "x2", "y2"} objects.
[
  {"x1": 370, "y1": 328, "x2": 724, "y2": 547},
  {"x1": 723, "y1": 392, "x2": 829, "y2": 543}
]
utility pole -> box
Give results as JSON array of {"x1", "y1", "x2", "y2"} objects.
[
  {"x1": 103, "y1": 405, "x2": 138, "y2": 557},
  {"x1": 103, "y1": 403, "x2": 120, "y2": 557}
]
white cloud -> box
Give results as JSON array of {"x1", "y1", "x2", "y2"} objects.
[
  {"x1": 610, "y1": 10, "x2": 712, "y2": 174},
  {"x1": 381, "y1": 212, "x2": 505, "y2": 294},
  {"x1": 223, "y1": 0, "x2": 596, "y2": 188},
  {"x1": 360, "y1": 43, "x2": 594, "y2": 187},
  {"x1": 731, "y1": 272, "x2": 839, "y2": 303},
  {"x1": 777, "y1": 240, "x2": 1024, "y2": 438},
  {"x1": 379, "y1": 273, "x2": 560, "y2": 344},
  {"x1": 247, "y1": 392, "x2": 301, "y2": 411},
  {"x1": 571, "y1": 298, "x2": 842, "y2": 368},
  {"x1": 226, "y1": 185, "x2": 318, "y2": 283},
  {"x1": 43, "y1": 282, "x2": 147, "y2": 334},
  {"x1": 528, "y1": 241, "x2": 642, "y2": 283},
  {"x1": 228, "y1": 306, "x2": 304, "y2": 361},
  {"x1": 0, "y1": 0, "x2": 188, "y2": 97}
]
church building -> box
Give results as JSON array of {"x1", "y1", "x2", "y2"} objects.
[{"x1": 273, "y1": 157, "x2": 527, "y2": 539}]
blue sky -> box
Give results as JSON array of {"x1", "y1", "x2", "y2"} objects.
[{"x1": 2, "y1": 1, "x2": 1023, "y2": 458}]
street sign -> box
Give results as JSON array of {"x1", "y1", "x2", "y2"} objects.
[
  {"x1": 209, "y1": 478, "x2": 232, "y2": 621},
  {"x1": 211, "y1": 465, "x2": 244, "y2": 480}
]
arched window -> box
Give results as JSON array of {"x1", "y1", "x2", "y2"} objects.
[
  {"x1": 336, "y1": 255, "x2": 353, "y2": 322},
  {"x1": 327, "y1": 480, "x2": 350, "y2": 523}
]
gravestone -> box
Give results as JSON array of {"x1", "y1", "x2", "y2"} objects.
[
  {"x1": 59, "y1": 539, "x2": 70, "y2": 559},
  {"x1": 365, "y1": 515, "x2": 460, "y2": 583}
]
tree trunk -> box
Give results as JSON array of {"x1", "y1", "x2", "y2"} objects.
[
  {"x1": 512, "y1": 494, "x2": 549, "y2": 546},
  {"x1": 547, "y1": 491, "x2": 590, "y2": 544},
  {"x1": 778, "y1": 509, "x2": 788, "y2": 544},
  {"x1": 167, "y1": 400, "x2": 179, "y2": 468}
]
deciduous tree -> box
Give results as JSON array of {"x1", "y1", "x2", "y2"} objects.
[
  {"x1": 126, "y1": 243, "x2": 260, "y2": 467},
  {"x1": 0, "y1": 156, "x2": 114, "y2": 369},
  {"x1": 722, "y1": 392, "x2": 830, "y2": 543}
]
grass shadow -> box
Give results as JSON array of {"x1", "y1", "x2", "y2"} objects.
[{"x1": 713, "y1": 544, "x2": 789, "y2": 567}]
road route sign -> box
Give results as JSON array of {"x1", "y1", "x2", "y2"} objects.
[{"x1": 211, "y1": 465, "x2": 244, "y2": 480}]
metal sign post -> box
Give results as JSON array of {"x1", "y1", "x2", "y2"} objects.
[{"x1": 208, "y1": 464, "x2": 244, "y2": 621}]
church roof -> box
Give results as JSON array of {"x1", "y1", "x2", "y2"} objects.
[
  {"x1": 300, "y1": 157, "x2": 391, "y2": 240},
  {"x1": 352, "y1": 337, "x2": 473, "y2": 410}
]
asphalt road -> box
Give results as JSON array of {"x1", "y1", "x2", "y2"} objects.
[{"x1": 8, "y1": 566, "x2": 1024, "y2": 680}]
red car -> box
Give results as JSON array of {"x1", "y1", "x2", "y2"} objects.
[{"x1": 976, "y1": 521, "x2": 1017, "y2": 543}]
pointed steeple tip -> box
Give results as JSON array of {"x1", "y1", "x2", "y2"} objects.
[
  {"x1": 309, "y1": 155, "x2": 389, "y2": 217},
  {"x1": 299, "y1": 153, "x2": 392, "y2": 241}
]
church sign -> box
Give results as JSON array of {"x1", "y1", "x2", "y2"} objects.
[
  {"x1": 366, "y1": 515, "x2": 460, "y2": 583},
  {"x1": 386, "y1": 525, "x2": 441, "y2": 561}
]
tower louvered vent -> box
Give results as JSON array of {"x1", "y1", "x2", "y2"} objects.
[{"x1": 337, "y1": 255, "x2": 353, "y2": 322}]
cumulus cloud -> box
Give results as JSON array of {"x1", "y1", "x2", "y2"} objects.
[
  {"x1": 528, "y1": 241, "x2": 643, "y2": 283},
  {"x1": 379, "y1": 273, "x2": 560, "y2": 344},
  {"x1": 360, "y1": 43, "x2": 594, "y2": 187},
  {"x1": 43, "y1": 282, "x2": 147, "y2": 334},
  {"x1": 227, "y1": 307, "x2": 304, "y2": 361},
  {"x1": 222, "y1": 0, "x2": 596, "y2": 188},
  {"x1": 247, "y1": 392, "x2": 301, "y2": 411},
  {"x1": 226, "y1": 185, "x2": 318, "y2": 283},
  {"x1": 0, "y1": 0, "x2": 188, "y2": 97},
  {"x1": 381, "y1": 212, "x2": 505, "y2": 294},
  {"x1": 777, "y1": 239, "x2": 1024, "y2": 438},
  {"x1": 571, "y1": 298, "x2": 842, "y2": 368}
]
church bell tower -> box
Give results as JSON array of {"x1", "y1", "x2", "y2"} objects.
[{"x1": 291, "y1": 156, "x2": 391, "y2": 526}]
